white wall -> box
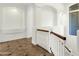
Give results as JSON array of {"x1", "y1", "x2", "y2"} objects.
[
  {"x1": 26, "y1": 5, "x2": 34, "y2": 38},
  {"x1": 35, "y1": 5, "x2": 57, "y2": 28},
  {"x1": 0, "y1": 4, "x2": 35, "y2": 42},
  {"x1": 3, "y1": 7, "x2": 25, "y2": 29},
  {"x1": 1, "y1": 7, "x2": 25, "y2": 32},
  {"x1": 0, "y1": 7, "x2": 3, "y2": 32},
  {"x1": 0, "y1": 4, "x2": 27, "y2": 42}
]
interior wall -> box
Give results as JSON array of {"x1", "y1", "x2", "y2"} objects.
[
  {"x1": 1, "y1": 7, "x2": 25, "y2": 32},
  {"x1": 35, "y1": 6, "x2": 57, "y2": 28},
  {"x1": 0, "y1": 7, "x2": 3, "y2": 32},
  {"x1": 36, "y1": 3, "x2": 67, "y2": 26},
  {"x1": 0, "y1": 4, "x2": 27, "y2": 42},
  {"x1": 26, "y1": 5, "x2": 34, "y2": 38}
]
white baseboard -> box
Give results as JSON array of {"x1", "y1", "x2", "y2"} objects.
[
  {"x1": 0, "y1": 32, "x2": 27, "y2": 42},
  {"x1": 26, "y1": 35, "x2": 32, "y2": 38}
]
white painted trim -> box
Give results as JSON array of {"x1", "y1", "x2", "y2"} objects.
[
  {"x1": 0, "y1": 32, "x2": 26, "y2": 42},
  {"x1": 69, "y1": 9, "x2": 79, "y2": 13},
  {"x1": 68, "y1": 3, "x2": 76, "y2": 7},
  {"x1": 1, "y1": 29, "x2": 25, "y2": 34}
]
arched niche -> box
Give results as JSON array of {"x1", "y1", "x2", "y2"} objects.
[
  {"x1": 69, "y1": 3, "x2": 79, "y2": 36},
  {"x1": 35, "y1": 5, "x2": 57, "y2": 29}
]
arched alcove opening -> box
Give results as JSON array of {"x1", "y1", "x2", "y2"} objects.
[
  {"x1": 68, "y1": 3, "x2": 79, "y2": 55},
  {"x1": 69, "y1": 3, "x2": 79, "y2": 36},
  {"x1": 32, "y1": 4, "x2": 57, "y2": 45}
]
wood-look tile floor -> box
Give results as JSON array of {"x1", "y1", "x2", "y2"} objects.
[{"x1": 0, "y1": 38, "x2": 53, "y2": 56}]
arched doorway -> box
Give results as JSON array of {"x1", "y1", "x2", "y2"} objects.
[
  {"x1": 32, "y1": 5, "x2": 57, "y2": 52},
  {"x1": 69, "y1": 3, "x2": 79, "y2": 36}
]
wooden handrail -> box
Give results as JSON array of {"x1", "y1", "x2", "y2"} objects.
[
  {"x1": 37, "y1": 29, "x2": 66, "y2": 41},
  {"x1": 51, "y1": 32, "x2": 66, "y2": 40},
  {"x1": 37, "y1": 29, "x2": 49, "y2": 32}
]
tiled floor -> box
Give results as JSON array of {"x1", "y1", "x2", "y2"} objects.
[{"x1": 0, "y1": 38, "x2": 53, "y2": 56}]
